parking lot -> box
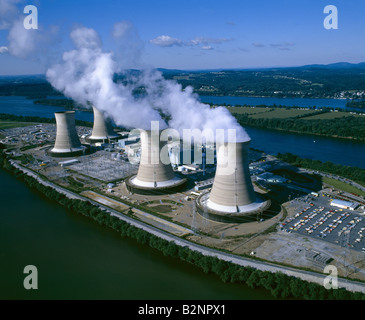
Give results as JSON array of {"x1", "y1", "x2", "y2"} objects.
[{"x1": 282, "y1": 195, "x2": 365, "y2": 253}]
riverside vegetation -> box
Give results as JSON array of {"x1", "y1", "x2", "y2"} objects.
[
  {"x1": 1, "y1": 150, "x2": 364, "y2": 300},
  {"x1": 277, "y1": 152, "x2": 365, "y2": 187}
]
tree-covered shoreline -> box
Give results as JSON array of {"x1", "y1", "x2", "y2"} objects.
[
  {"x1": 1, "y1": 150, "x2": 364, "y2": 300},
  {"x1": 276, "y1": 152, "x2": 365, "y2": 187},
  {"x1": 234, "y1": 113, "x2": 365, "y2": 141}
]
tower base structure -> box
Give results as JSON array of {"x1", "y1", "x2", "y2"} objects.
[
  {"x1": 48, "y1": 146, "x2": 86, "y2": 158},
  {"x1": 196, "y1": 192, "x2": 271, "y2": 223},
  {"x1": 126, "y1": 174, "x2": 187, "y2": 195}
]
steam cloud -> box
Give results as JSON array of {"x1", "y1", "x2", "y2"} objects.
[
  {"x1": 0, "y1": 0, "x2": 59, "y2": 59},
  {"x1": 46, "y1": 25, "x2": 251, "y2": 143}
]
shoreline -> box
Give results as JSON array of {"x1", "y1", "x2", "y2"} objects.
[{"x1": 3, "y1": 153, "x2": 365, "y2": 298}]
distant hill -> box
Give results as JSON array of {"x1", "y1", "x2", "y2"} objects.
[{"x1": 1, "y1": 62, "x2": 365, "y2": 100}]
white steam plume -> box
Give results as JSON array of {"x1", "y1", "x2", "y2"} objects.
[
  {"x1": 139, "y1": 69, "x2": 250, "y2": 142},
  {"x1": 46, "y1": 26, "x2": 165, "y2": 130},
  {"x1": 47, "y1": 25, "x2": 250, "y2": 143}
]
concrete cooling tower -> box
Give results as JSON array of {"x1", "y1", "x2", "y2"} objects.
[
  {"x1": 126, "y1": 130, "x2": 186, "y2": 195},
  {"x1": 49, "y1": 111, "x2": 84, "y2": 157},
  {"x1": 88, "y1": 106, "x2": 119, "y2": 142},
  {"x1": 197, "y1": 140, "x2": 270, "y2": 221}
]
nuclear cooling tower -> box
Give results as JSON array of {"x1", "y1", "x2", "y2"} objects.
[
  {"x1": 197, "y1": 140, "x2": 270, "y2": 220},
  {"x1": 49, "y1": 111, "x2": 84, "y2": 157},
  {"x1": 88, "y1": 106, "x2": 119, "y2": 142},
  {"x1": 126, "y1": 130, "x2": 186, "y2": 195}
]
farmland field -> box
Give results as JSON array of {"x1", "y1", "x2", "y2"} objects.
[
  {"x1": 322, "y1": 177, "x2": 365, "y2": 197},
  {"x1": 227, "y1": 106, "x2": 269, "y2": 115},
  {"x1": 0, "y1": 121, "x2": 35, "y2": 131},
  {"x1": 248, "y1": 108, "x2": 320, "y2": 119},
  {"x1": 301, "y1": 111, "x2": 363, "y2": 120}
]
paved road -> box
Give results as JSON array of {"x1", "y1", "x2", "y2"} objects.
[{"x1": 11, "y1": 160, "x2": 365, "y2": 294}]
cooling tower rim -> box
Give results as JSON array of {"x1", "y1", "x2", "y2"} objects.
[
  {"x1": 196, "y1": 192, "x2": 271, "y2": 217},
  {"x1": 128, "y1": 174, "x2": 187, "y2": 190},
  {"x1": 88, "y1": 134, "x2": 120, "y2": 140},
  {"x1": 206, "y1": 197, "x2": 267, "y2": 214},
  {"x1": 54, "y1": 111, "x2": 76, "y2": 115},
  {"x1": 125, "y1": 174, "x2": 187, "y2": 195},
  {"x1": 48, "y1": 146, "x2": 86, "y2": 158},
  {"x1": 50, "y1": 146, "x2": 84, "y2": 153}
]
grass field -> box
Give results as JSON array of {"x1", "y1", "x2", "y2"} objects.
[
  {"x1": 227, "y1": 106, "x2": 322, "y2": 119},
  {"x1": 301, "y1": 111, "x2": 363, "y2": 120},
  {"x1": 322, "y1": 176, "x2": 365, "y2": 197},
  {"x1": 249, "y1": 108, "x2": 320, "y2": 119},
  {"x1": 228, "y1": 106, "x2": 364, "y2": 121},
  {"x1": 227, "y1": 106, "x2": 269, "y2": 115},
  {"x1": 0, "y1": 121, "x2": 35, "y2": 130}
]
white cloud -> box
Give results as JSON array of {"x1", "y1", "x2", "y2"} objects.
[
  {"x1": 200, "y1": 45, "x2": 213, "y2": 50},
  {"x1": 0, "y1": 0, "x2": 22, "y2": 30},
  {"x1": 0, "y1": 46, "x2": 8, "y2": 53},
  {"x1": 253, "y1": 41, "x2": 295, "y2": 50},
  {"x1": 252, "y1": 42, "x2": 266, "y2": 48},
  {"x1": 150, "y1": 35, "x2": 232, "y2": 51},
  {"x1": 7, "y1": 18, "x2": 59, "y2": 59},
  {"x1": 150, "y1": 35, "x2": 182, "y2": 47},
  {"x1": 189, "y1": 37, "x2": 232, "y2": 46}
]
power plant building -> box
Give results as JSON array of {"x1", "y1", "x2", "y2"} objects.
[{"x1": 49, "y1": 111, "x2": 84, "y2": 157}]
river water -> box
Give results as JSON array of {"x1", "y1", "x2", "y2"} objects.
[
  {"x1": 0, "y1": 170, "x2": 271, "y2": 300},
  {"x1": 1, "y1": 96, "x2": 364, "y2": 169},
  {"x1": 0, "y1": 95, "x2": 364, "y2": 299}
]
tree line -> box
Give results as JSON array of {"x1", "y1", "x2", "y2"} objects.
[
  {"x1": 1, "y1": 150, "x2": 364, "y2": 300},
  {"x1": 0, "y1": 112, "x2": 93, "y2": 128},
  {"x1": 277, "y1": 152, "x2": 365, "y2": 186},
  {"x1": 234, "y1": 113, "x2": 365, "y2": 141}
]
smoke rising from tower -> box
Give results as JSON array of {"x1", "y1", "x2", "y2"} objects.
[{"x1": 46, "y1": 25, "x2": 250, "y2": 143}]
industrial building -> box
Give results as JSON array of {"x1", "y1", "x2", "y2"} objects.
[
  {"x1": 330, "y1": 199, "x2": 359, "y2": 211},
  {"x1": 256, "y1": 172, "x2": 287, "y2": 183},
  {"x1": 87, "y1": 106, "x2": 119, "y2": 143},
  {"x1": 49, "y1": 111, "x2": 85, "y2": 157},
  {"x1": 126, "y1": 130, "x2": 187, "y2": 194}
]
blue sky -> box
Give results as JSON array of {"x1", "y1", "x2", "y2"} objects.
[{"x1": 0, "y1": 0, "x2": 364, "y2": 75}]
